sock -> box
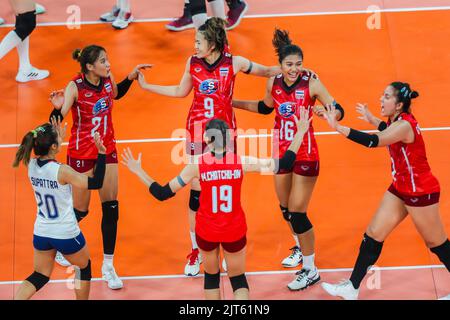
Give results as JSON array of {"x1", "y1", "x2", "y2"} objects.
[
  {"x1": 209, "y1": 0, "x2": 226, "y2": 19},
  {"x1": 119, "y1": 0, "x2": 130, "y2": 12},
  {"x1": 17, "y1": 36, "x2": 32, "y2": 73},
  {"x1": 184, "y1": 0, "x2": 192, "y2": 17},
  {"x1": 103, "y1": 254, "x2": 114, "y2": 266},
  {"x1": 293, "y1": 234, "x2": 300, "y2": 249},
  {"x1": 349, "y1": 233, "x2": 383, "y2": 289},
  {"x1": 192, "y1": 13, "x2": 208, "y2": 29},
  {"x1": 226, "y1": 0, "x2": 242, "y2": 10},
  {"x1": 430, "y1": 239, "x2": 450, "y2": 271},
  {"x1": 190, "y1": 231, "x2": 198, "y2": 250},
  {"x1": 303, "y1": 253, "x2": 315, "y2": 270},
  {"x1": 0, "y1": 30, "x2": 21, "y2": 60}
]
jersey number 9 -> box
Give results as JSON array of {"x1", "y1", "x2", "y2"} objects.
[{"x1": 204, "y1": 98, "x2": 214, "y2": 118}]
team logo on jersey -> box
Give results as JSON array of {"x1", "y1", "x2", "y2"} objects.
[
  {"x1": 85, "y1": 92, "x2": 93, "y2": 98},
  {"x1": 302, "y1": 75, "x2": 309, "y2": 81},
  {"x1": 199, "y1": 79, "x2": 219, "y2": 94},
  {"x1": 93, "y1": 97, "x2": 109, "y2": 115},
  {"x1": 104, "y1": 82, "x2": 112, "y2": 93},
  {"x1": 219, "y1": 67, "x2": 229, "y2": 77},
  {"x1": 275, "y1": 89, "x2": 282, "y2": 95},
  {"x1": 194, "y1": 68, "x2": 202, "y2": 73},
  {"x1": 295, "y1": 90, "x2": 305, "y2": 100},
  {"x1": 279, "y1": 102, "x2": 296, "y2": 118},
  {"x1": 410, "y1": 198, "x2": 419, "y2": 203},
  {"x1": 76, "y1": 78, "x2": 83, "y2": 84},
  {"x1": 301, "y1": 165, "x2": 310, "y2": 171}
]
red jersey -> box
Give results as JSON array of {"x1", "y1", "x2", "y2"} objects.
[
  {"x1": 187, "y1": 53, "x2": 236, "y2": 145},
  {"x1": 387, "y1": 113, "x2": 440, "y2": 195},
  {"x1": 196, "y1": 152, "x2": 246, "y2": 242},
  {"x1": 272, "y1": 73, "x2": 319, "y2": 161},
  {"x1": 68, "y1": 74, "x2": 116, "y2": 159}
]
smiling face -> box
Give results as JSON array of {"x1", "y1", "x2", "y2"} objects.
[
  {"x1": 281, "y1": 54, "x2": 303, "y2": 83},
  {"x1": 380, "y1": 85, "x2": 403, "y2": 118},
  {"x1": 195, "y1": 31, "x2": 214, "y2": 58},
  {"x1": 86, "y1": 50, "x2": 111, "y2": 78}
]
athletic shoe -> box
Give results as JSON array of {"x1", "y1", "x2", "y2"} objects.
[
  {"x1": 281, "y1": 246, "x2": 303, "y2": 268},
  {"x1": 35, "y1": 3, "x2": 46, "y2": 15},
  {"x1": 287, "y1": 267, "x2": 320, "y2": 291},
  {"x1": 165, "y1": 15, "x2": 194, "y2": 32},
  {"x1": 16, "y1": 67, "x2": 49, "y2": 83},
  {"x1": 438, "y1": 293, "x2": 450, "y2": 300},
  {"x1": 112, "y1": 11, "x2": 133, "y2": 30},
  {"x1": 225, "y1": 0, "x2": 248, "y2": 31},
  {"x1": 55, "y1": 251, "x2": 71, "y2": 267},
  {"x1": 0, "y1": 17, "x2": 4, "y2": 25},
  {"x1": 222, "y1": 258, "x2": 227, "y2": 272},
  {"x1": 321, "y1": 279, "x2": 359, "y2": 300},
  {"x1": 102, "y1": 264, "x2": 123, "y2": 290},
  {"x1": 100, "y1": 5, "x2": 120, "y2": 22},
  {"x1": 184, "y1": 248, "x2": 201, "y2": 276}
]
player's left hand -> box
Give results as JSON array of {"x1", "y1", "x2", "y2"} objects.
[
  {"x1": 324, "y1": 104, "x2": 339, "y2": 129},
  {"x1": 50, "y1": 115, "x2": 67, "y2": 141},
  {"x1": 128, "y1": 64, "x2": 153, "y2": 80},
  {"x1": 120, "y1": 147, "x2": 143, "y2": 175}
]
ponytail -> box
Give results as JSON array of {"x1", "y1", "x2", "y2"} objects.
[{"x1": 272, "y1": 28, "x2": 303, "y2": 63}]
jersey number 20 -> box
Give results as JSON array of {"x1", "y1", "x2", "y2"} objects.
[
  {"x1": 211, "y1": 185, "x2": 232, "y2": 213},
  {"x1": 35, "y1": 191, "x2": 59, "y2": 219}
]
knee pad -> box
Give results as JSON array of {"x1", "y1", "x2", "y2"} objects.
[
  {"x1": 102, "y1": 200, "x2": 119, "y2": 223},
  {"x1": 189, "y1": 190, "x2": 201, "y2": 212},
  {"x1": 76, "y1": 260, "x2": 92, "y2": 281},
  {"x1": 430, "y1": 239, "x2": 450, "y2": 271},
  {"x1": 26, "y1": 271, "x2": 49, "y2": 292},
  {"x1": 360, "y1": 233, "x2": 383, "y2": 263},
  {"x1": 15, "y1": 11, "x2": 36, "y2": 41},
  {"x1": 290, "y1": 212, "x2": 313, "y2": 234},
  {"x1": 190, "y1": 0, "x2": 207, "y2": 16},
  {"x1": 74, "y1": 208, "x2": 89, "y2": 222},
  {"x1": 280, "y1": 205, "x2": 290, "y2": 222},
  {"x1": 204, "y1": 271, "x2": 221, "y2": 289},
  {"x1": 229, "y1": 274, "x2": 249, "y2": 292}
]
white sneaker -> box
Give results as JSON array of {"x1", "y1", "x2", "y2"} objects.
[
  {"x1": 222, "y1": 258, "x2": 227, "y2": 272},
  {"x1": 55, "y1": 251, "x2": 71, "y2": 267},
  {"x1": 438, "y1": 293, "x2": 450, "y2": 300},
  {"x1": 282, "y1": 246, "x2": 303, "y2": 268},
  {"x1": 287, "y1": 267, "x2": 321, "y2": 291},
  {"x1": 0, "y1": 17, "x2": 4, "y2": 25},
  {"x1": 112, "y1": 11, "x2": 133, "y2": 30},
  {"x1": 321, "y1": 279, "x2": 359, "y2": 300},
  {"x1": 184, "y1": 248, "x2": 201, "y2": 276},
  {"x1": 100, "y1": 6, "x2": 120, "y2": 22},
  {"x1": 16, "y1": 67, "x2": 49, "y2": 83},
  {"x1": 35, "y1": 3, "x2": 46, "y2": 15},
  {"x1": 102, "y1": 264, "x2": 123, "y2": 290}
]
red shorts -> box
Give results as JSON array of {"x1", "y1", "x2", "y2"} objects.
[
  {"x1": 277, "y1": 160, "x2": 320, "y2": 176},
  {"x1": 67, "y1": 150, "x2": 118, "y2": 173},
  {"x1": 196, "y1": 234, "x2": 247, "y2": 253},
  {"x1": 388, "y1": 184, "x2": 440, "y2": 207}
]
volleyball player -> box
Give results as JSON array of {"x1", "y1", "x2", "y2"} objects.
[
  {"x1": 13, "y1": 119, "x2": 106, "y2": 300},
  {"x1": 121, "y1": 108, "x2": 311, "y2": 299},
  {"x1": 320, "y1": 83, "x2": 450, "y2": 300},
  {"x1": 48, "y1": 44, "x2": 150, "y2": 289},
  {"x1": 233, "y1": 28, "x2": 344, "y2": 291},
  {"x1": 100, "y1": 0, "x2": 133, "y2": 30}
]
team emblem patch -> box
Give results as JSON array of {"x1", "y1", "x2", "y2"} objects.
[
  {"x1": 199, "y1": 79, "x2": 219, "y2": 94},
  {"x1": 219, "y1": 67, "x2": 229, "y2": 77},
  {"x1": 275, "y1": 89, "x2": 282, "y2": 95},
  {"x1": 104, "y1": 82, "x2": 112, "y2": 93},
  {"x1": 295, "y1": 90, "x2": 305, "y2": 100},
  {"x1": 301, "y1": 165, "x2": 310, "y2": 171},
  {"x1": 194, "y1": 68, "x2": 202, "y2": 73},
  {"x1": 302, "y1": 75, "x2": 309, "y2": 81},
  {"x1": 279, "y1": 102, "x2": 296, "y2": 118},
  {"x1": 76, "y1": 78, "x2": 83, "y2": 84},
  {"x1": 85, "y1": 92, "x2": 93, "y2": 98},
  {"x1": 93, "y1": 97, "x2": 109, "y2": 115}
]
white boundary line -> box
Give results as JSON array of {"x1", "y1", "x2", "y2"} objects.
[
  {"x1": 1, "y1": 126, "x2": 450, "y2": 149},
  {"x1": 1, "y1": 6, "x2": 450, "y2": 28},
  {"x1": 0, "y1": 264, "x2": 445, "y2": 285}
]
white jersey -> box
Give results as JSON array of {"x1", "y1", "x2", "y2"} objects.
[{"x1": 28, "y1": 158, "x2": 80, "y2": 239}]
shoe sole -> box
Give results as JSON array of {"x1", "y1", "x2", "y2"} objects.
[
  {"x1": 102, "y1": 276, "x2": 124, "y2": 290},
  {"x1": 282, "y1": 260, "x2": 303, "y2": 268},
  {"x1": 226, "y1": 3, "x2": 249, "y2": 31},
  {"x1": 165, "y1": 24, "x2": 195, "y2": 32},
  {"x1": 16, "y1": 74, "x2": 50, "y2": 83},
  {"x1": 185, "y1": 271, "x2": 200, "y2": 277},
  {"x1": 287, "y1": 275, "x2": 321, "y2": 291}
]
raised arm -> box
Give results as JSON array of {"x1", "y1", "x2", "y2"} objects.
[
  {"x1": 110, "y1": 64, "x2": 152, "y2": 100},
  {"x1": 356, "y1": 103, "x2": 385, "y2": 130},
  {"x1": 120, "y1": 147, "x2": 198, "y2": 201},
  {"x1": 49, "y1": 80, "x2": 78, "y2": 121},
  {"x1": 309, "y1": 77, "x2": 344, "y2": 121},
  {"x1": 323, "y1": 105, "x2": 414, "y2": 148},
  {"x1": 233, "y1": 77, "x2": 275, "y2": 114},
  {"x1": 137, "y1": 58, "x2": 193, "y2": 98}
]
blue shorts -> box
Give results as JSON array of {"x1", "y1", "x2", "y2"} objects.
[{"x1": 33, "y1": 232, "x2": 86, "y2": 255}]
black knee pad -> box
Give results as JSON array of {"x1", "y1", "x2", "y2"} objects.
[
  {"x1": 76, "y1": 260, "x2": 92, "y2": 281},
  {"x1": 189, "y1": 190, "x2": 201, "y2": 212},
  {"x1": 290, "y1": 212, "x2": 313, "y2": 234},
  {"x1": 204, "y1": 271, "x2": 221, "y2": 289},
  {"x1": 26, "y1": 271, "x2": 49, "y2": 292},
  {"x1": 74, "y1": 208, "x2": 89, "y2": 222},
  {"x1": 102, "y1": 200, "x2": 119, "y2": 223},
  {"x1": 190, "y1": 0, "x2": 207, "y2": 16},
  {"x1": 430, "y1": 239, "x2": 450, "y2": 271},
  {"x1": 15, "y1": 11, "x2": 36, "y2": 41},
  {"x1": 229, "y1": 274, "x2": 249, "y2": 292},
  {"x1": 280, "y1": 205, "x2": 290, "y2": 222}
]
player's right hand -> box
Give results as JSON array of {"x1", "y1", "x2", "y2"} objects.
[
  {"x1": 93, "y1": 132, "x2": 106, "y2": 154},
  {"x1": 356, "y1": 103, "x2": 374, "y2": 123},
  {"x1": 137, "y1": 72, "x2": 147, "y2": 88},
  {"x1": 49, "y1": 90, "x2": 65, "y2": 109},
  {"x1": 294, "y1": 106, "x2": 312, "y2": 135}
]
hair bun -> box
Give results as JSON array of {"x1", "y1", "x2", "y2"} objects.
[
  {"x1": 409, "y1": 91, "x2": 419, "y2": 99},
  {"x1": 72, "y1": 48, "x2": 82, "y2": 61}
]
